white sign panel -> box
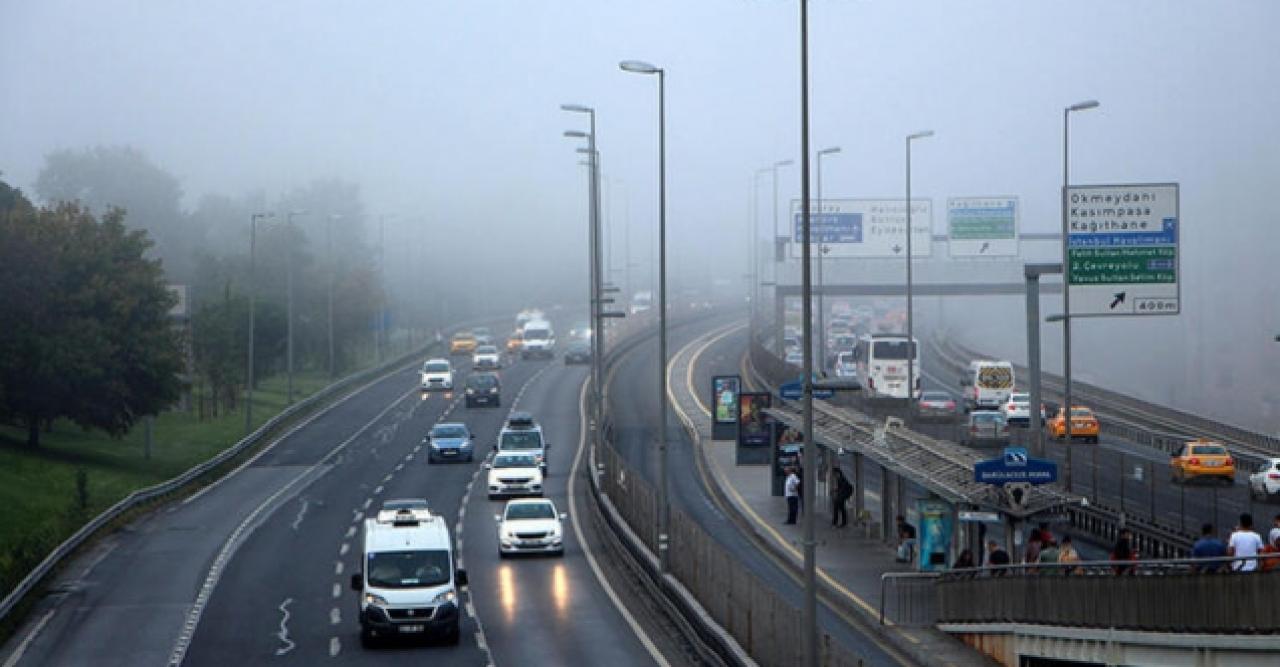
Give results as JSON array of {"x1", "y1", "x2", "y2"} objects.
[
  {"x1": 947, "y1": 197, "x2": 1019, "y2": 257},
  {"x1": 789, "y1": 198, "x2": 932, "y2": 258},
  {"x1": 1067, "y1": 183, "x2": 1180, "y2": 317}
]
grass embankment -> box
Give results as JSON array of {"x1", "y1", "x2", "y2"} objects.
[{"x1": 0, "y1": 372, "x2": 332, "y2": 601}]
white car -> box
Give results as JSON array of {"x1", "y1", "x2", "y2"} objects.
[
  {"x1": 420, "y1": 358, "x2": 453, "y2": 392},
  {"x1": 485, "y1": 451, "x2": 544, "y2": 499},
  {"x1": 1249, "y1": 458, "x2": 1280, "y2": 500},
  {"x1": 834, "y1": 351, "x2": 857, "y2": 379},
  {"x1": 784, "y1": 348, "x2": 803, "y2": 366},
  {"x1": 472, "y1": 345, "x2": 501, "y2": 370},
  {"x1": 495, "y1": 498, "x2": 566, "y2": 557},
  {"x1": 1000, "y1": 392, "x2": 1032, "y2": 426}
]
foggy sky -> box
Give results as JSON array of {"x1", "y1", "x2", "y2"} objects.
[{"x1": 3, "y1": 1, "x2": 1279, "y2": 432}]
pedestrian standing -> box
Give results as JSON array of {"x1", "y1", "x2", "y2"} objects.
[
  {"x1": 895, "y1": 515, "x2": 917, "y2": 563},
  {"x1": 1111, "y1": 528, "x2": 1138, "y2": 575},
  {"x1": 783, "y1": 467, "x2": 800, "y2": 525},
  {"x1": 1192, "y1": 523, "x2": 1227, "y2": 573},
  {"x1": 1058, "y1": 536, "x2": 1081, "y2": 574},
  {"x1": 830, "y1": 467, "x2": 853, "y2": 527},
  {"x1": 1024, "y1": 528, "x2": 1043, "y2": 565},
  {"x1": 955, "y1": 549, "x2": 976, "y2": 569},
  {"x1": 1228, "y1": 513, "x2": 1265, "y2": 572},
  {"x1": 985, "y1": 540, "x2": 1011, "y2": 576}
]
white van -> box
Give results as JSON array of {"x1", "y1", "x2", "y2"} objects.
[
  {"x1": 350, "y1": 501, "x2": 467, "y2": 647},
  {"x1": 520, "y1": 320, "x2": 556, "y2": 359},
  {"x1": 960, "y1": 360, "x2": 1015, "y2": 412}
]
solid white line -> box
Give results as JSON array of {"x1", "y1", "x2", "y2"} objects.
[
  {"x1": 2, "y1": 608, "x2": 55, "y2": 667},
  {"x1": 568, "y1": 375, "x2": 671, "y2": 667},
  {"x1": 166, "y1": 387, "x2": 417, "y2": 666}
]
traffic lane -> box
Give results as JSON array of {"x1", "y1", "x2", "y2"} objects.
[
  {"x1": 3, "y1": 356, "x2": 467, "y2": 667},
  {"x1": 616, "y1": 322, "x2": 904, "y2": 667},
  {"x1": 467, "y1": 359, "x2": 659, "y2": 667},
  {"x1": 182, "y1": 358, "x2": 541, "y2": 665}
]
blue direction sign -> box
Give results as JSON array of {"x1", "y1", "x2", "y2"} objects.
[
  {"x1": 974, "y1": 447, "x2": 1057, "y2": 485},
  {"x1": 778, "y1": 376, "x2": 835, "y2": 401}
]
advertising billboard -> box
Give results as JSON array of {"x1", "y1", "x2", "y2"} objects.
[
  {"x1": 736, "y1": 392, "x2": 772, "y2": 464},
  {"x1": 947, "y1": 197, "x2": 1019, "y2": 257},
  {"x1": 789, "y1": 199, "x2": 933, "y2": 258},
  {"x1": 712, "y1": 376, "x2": 740, "y2": 424}
]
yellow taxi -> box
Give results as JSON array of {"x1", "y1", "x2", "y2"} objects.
[
  {"x1": 505, "y1": 331, "x2": 523, "y2": 353},
  {"x1": 1047, "y1": 405, "x2": 1100, "y2": 443},
  {"x1": 1170, "y1": 439, "x2": 1235, "y2": 484},
  {"x1": 450, "y1": 332, "x2": 478, "y2": 355}
]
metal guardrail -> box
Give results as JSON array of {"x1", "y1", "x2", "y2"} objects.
[{"x1": 0, "y1": 320, "x2": 488, "y2": 626}]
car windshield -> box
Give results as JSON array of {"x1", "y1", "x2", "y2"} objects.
[
  {"x1": 431, "y1": 425, "x2": 468, "y2": 439},
  {"x1": 506, "y1": 503, "x2": 556, "y2": 520},
  {"x1": 837, "y1": 353, "x2": 853, "y2": 364},
  {"x1": 972, "y1": 413, "x2": 1004, "y2": 423},
  {"x1": 1191, "y1": 445, "x2": 1228, "y2": 456},
  {"x1": 424, "y1": 362, "x2": 449, "y2": 373},
  {"x1": 524, "y1": 328, "x2": 549, "y2": 340},
  {"x1": 468, "y1": 375, "x2": 497, "y2": 388},
  {"x1": 476, "y1": 346, "x2": 497, "y2": 354},
  {"x1": 366, "y1": 550, "x2": 450, "y2": 588},
  {"x1": 495, "y1": 454, "x2": 538, "y2": 468},
  {"x1": 473, "y1": 327, "x2": 490, "y2": 336},
  {"x1": 1010, "y1": 393, "x2": 1029, "y2": 403},
  {"x1": 920, "y1": 392, "x2": 951, "y2": 402},
  {"x1": 453, "y1": 334, "x2": 474, "y2": 342},
  {"x1": 873, "y1": 340, "x2": 916, "y2": 359},
  {"x1": 500, "y1": 431, "x2": 542, "y2": 449},
  {"x1": 1070, "y1": 408, "x2": 1094, "y2": 418}
]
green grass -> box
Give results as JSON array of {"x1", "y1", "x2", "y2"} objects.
[{"x1": 0, "y1": 371, "x2": 332, "y2": 599}]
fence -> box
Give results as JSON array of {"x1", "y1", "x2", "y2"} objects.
[{"x1": 598, "y1": 440, "x2": 865, "y2": 667}]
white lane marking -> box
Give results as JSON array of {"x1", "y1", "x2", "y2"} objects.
[
  {"x1": 374, "y1": 485, "x2": 384, "y2": 494},
  {"x1": 351, "y1": 512, "x2": 363, "y2": 524},
  {"x1": 334, "y1": 561, "x2": 344, "y2": 575},
  {"x1": 166, "y1": 387, "x2": 418, "y2": 667},
  {"x1": 395, "y1": 463, "x2": 404, "y2": 472},
  {"x1": 273, "y1": 598, "x2": 295, "y2": 656},
  {"x1": 383, "y1": 473, "x2": 393, "y2": 483},
  {"x1": 329, "y1": 636, "x2": 341, "y2": 657},
  {"x1": 330, "y1": 607, "x2": 341, "y2": 625},
  {"x1": 362, "y1": 498, "x2": 372, "y2": 510},
  {"x1": 405, "y1": 452, "x2": 414, "y2": 461},
  {"x1": 332, "y1": 582, "x2": 341, "y2": 599},
  {"x1": 345, "y1": 525, "x2": 356, "y2": 538},
  {"x1": 465, "y1": 602, "x2": 476, "y2": 618},
  {"x1": 413, "y1": 444, "x2": 422, "y2": 453},
  {"x1": 339, "y1": 543, "x2": 349, "y2": 556},
  {"x1": 568, "y1": 374, "x2": 672, "y2": 667},
  {"x1": 290, "y1": 498, "x2": 309, "y2": 531},
  {"x1": 474, "y1": 632, "x2": 487, "y2": 651},
  {"x1": 2, "y1": 608, "x2": 55, "y2": 667}
]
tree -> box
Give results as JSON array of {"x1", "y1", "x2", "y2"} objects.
[
  {"x1": 0, "y1": 185, "x2": 185, "y2": 447},
  {"x1": 34, "y1": 146, "x2": 194, "y2": 280}
]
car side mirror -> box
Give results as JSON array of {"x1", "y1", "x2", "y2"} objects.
[
  {"x1": 455, "y1": 568, "x2": 469, "y2": 587},
  {"x1": 350, "y1": 573, "x2": 362, "y2": 591}
]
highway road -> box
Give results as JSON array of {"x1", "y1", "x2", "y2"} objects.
[
  {"x1": 2, "y1": 326, "x2": 673, "y2": 666},
  {"x1": 605, "y1": 312, "x2": 911, "y2": 667}
]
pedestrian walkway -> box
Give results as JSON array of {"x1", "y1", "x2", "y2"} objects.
[{"x1": 667, "y1": 324, "x2": 995, "y2": 667}]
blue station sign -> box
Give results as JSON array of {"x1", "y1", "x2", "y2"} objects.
[
  {"x1": 779, "y1": 376, "x2": 835, "y2": 401},
  {"x1": 974, "y1": 447, "x2": 1058, "y2": 485}
]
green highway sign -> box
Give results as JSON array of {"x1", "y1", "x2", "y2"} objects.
[
  {"x1": 948, "y1": 197, "x2": 1019, "y2": 257},
  {"x1": 1066, "y1": 183, "x2": 1180, "y2": 317}
]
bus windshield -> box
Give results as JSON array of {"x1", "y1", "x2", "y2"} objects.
[{"x1": 872, "y1": 341, "x2": 916, "y2": 360}]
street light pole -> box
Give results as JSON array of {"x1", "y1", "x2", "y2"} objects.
[
  {"x1": 752, "y1": 167, "x2": 771, "y2": 341},
  {"x1": 563, "y1": 107, "x2": 603, "y2": 470},
  {"x1": 797, "y1": 2, "x2": 819, "y2": 665},
  {"x1": 1062, "y1": 99, "x2": 1100, "y2": 490},
  {"x1": 815, "y1": 146, "x2": 840, "y2": 368},
  {"x1": 327, "y1": 214, "x2": 341, "y2": 378},
  {"x1": 771, "y1": 159, "x2": 794, "y2": 343},
  {"x1": 285, "y1": 209, "x2": 308, "y2": 404},
  {"x1": 620, "y1": 58, "x2": 668, "y2": 572},
  {"x1": 906, "y1": 131, "x2": 933, "y2": 404},
  {"x1": 245, "y1": 211, "x2": 274, "y2": 434}
]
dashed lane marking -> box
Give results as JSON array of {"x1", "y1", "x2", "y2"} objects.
[
  {"x1": 339, "y1": 542, "x2": 349, "y2": 556},
  {"x1": 330, "y1": 608, "x2": 341, "y2": 626},
  {"x1": 329, "y1": 636, "x2": 340, "y2": 657},
  {"x1": 334, "y1": 561, "x2": 344, "y2": 576},
  {"x1": 331, "y1": 583, "x2": 341, "y2": 599}
]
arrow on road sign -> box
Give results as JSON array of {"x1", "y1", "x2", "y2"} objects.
[
  {"x1": 892, "y1": 244, "x2": 903, "y2": 254},
  {"x1": 979, "y1": 242, "x2": 990, "y2": 254},
  {"x1": 1110, "y1": 292, "x2": 1126, "y2": 309}
]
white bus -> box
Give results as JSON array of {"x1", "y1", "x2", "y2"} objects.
[
  {"x1": 630, "y1": 290, "x2": 653, "y2": 314},
  {"x1": 853, "y1": 334, "x2": 919, "y2": 399}
]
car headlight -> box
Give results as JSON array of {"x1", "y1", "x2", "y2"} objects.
[
  {"x1": 431, "y1": 589, "x2": 456, "y2": 605},
  {"x1": 365, "y1": 593, "x2": 389, "y2": 607},
  {"x1": 466, "y1": 388, "x2": 475, "y2": 395},
  {"x1": 490, "y1": 388, "x2": 498, "y2": 394}
]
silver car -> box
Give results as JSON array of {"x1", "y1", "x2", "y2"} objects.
[{"x1": 962, "y1": 411, "x2": 1009, "y2": 447}]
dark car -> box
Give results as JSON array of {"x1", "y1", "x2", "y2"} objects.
[
  {"x1": 425, "y1": 422, "x2": 474, "y2": 463},
  {"x1": 915, "y1": 390, "x2": 959, "y2": 422},
  {"x1": 465, "y1": 372, "x2": 501, "y2": 408},
  {"x1": 563, "y1": 340, "x2": 591, "y2": 365}
]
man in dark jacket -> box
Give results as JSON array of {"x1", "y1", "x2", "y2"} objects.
[{"x1": 830, "y1": 467, "x2": 853, "y2": 527}]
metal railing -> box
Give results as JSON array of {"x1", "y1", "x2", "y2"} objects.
[
  {"x1": 0, "y1": 318, "x2": 488, "y2": 626},
  {"x1": 882, "y1": 554, "x2": 1280, "y2": 632}
]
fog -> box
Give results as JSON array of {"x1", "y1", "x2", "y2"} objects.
[{"x1": 3, "y1": 1, "x2": 1277, "y2": 432}]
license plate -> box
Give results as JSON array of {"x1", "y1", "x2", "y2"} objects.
[
  {"x1": 399, "y1": 624, "x2": 425, "y2": 633},
  {"x1": 1204, "y1": 460, "x2": 1221, "y2": 467},
  {"x1": 443, "y1": 450, "x2": 456, "y2": 456}
]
